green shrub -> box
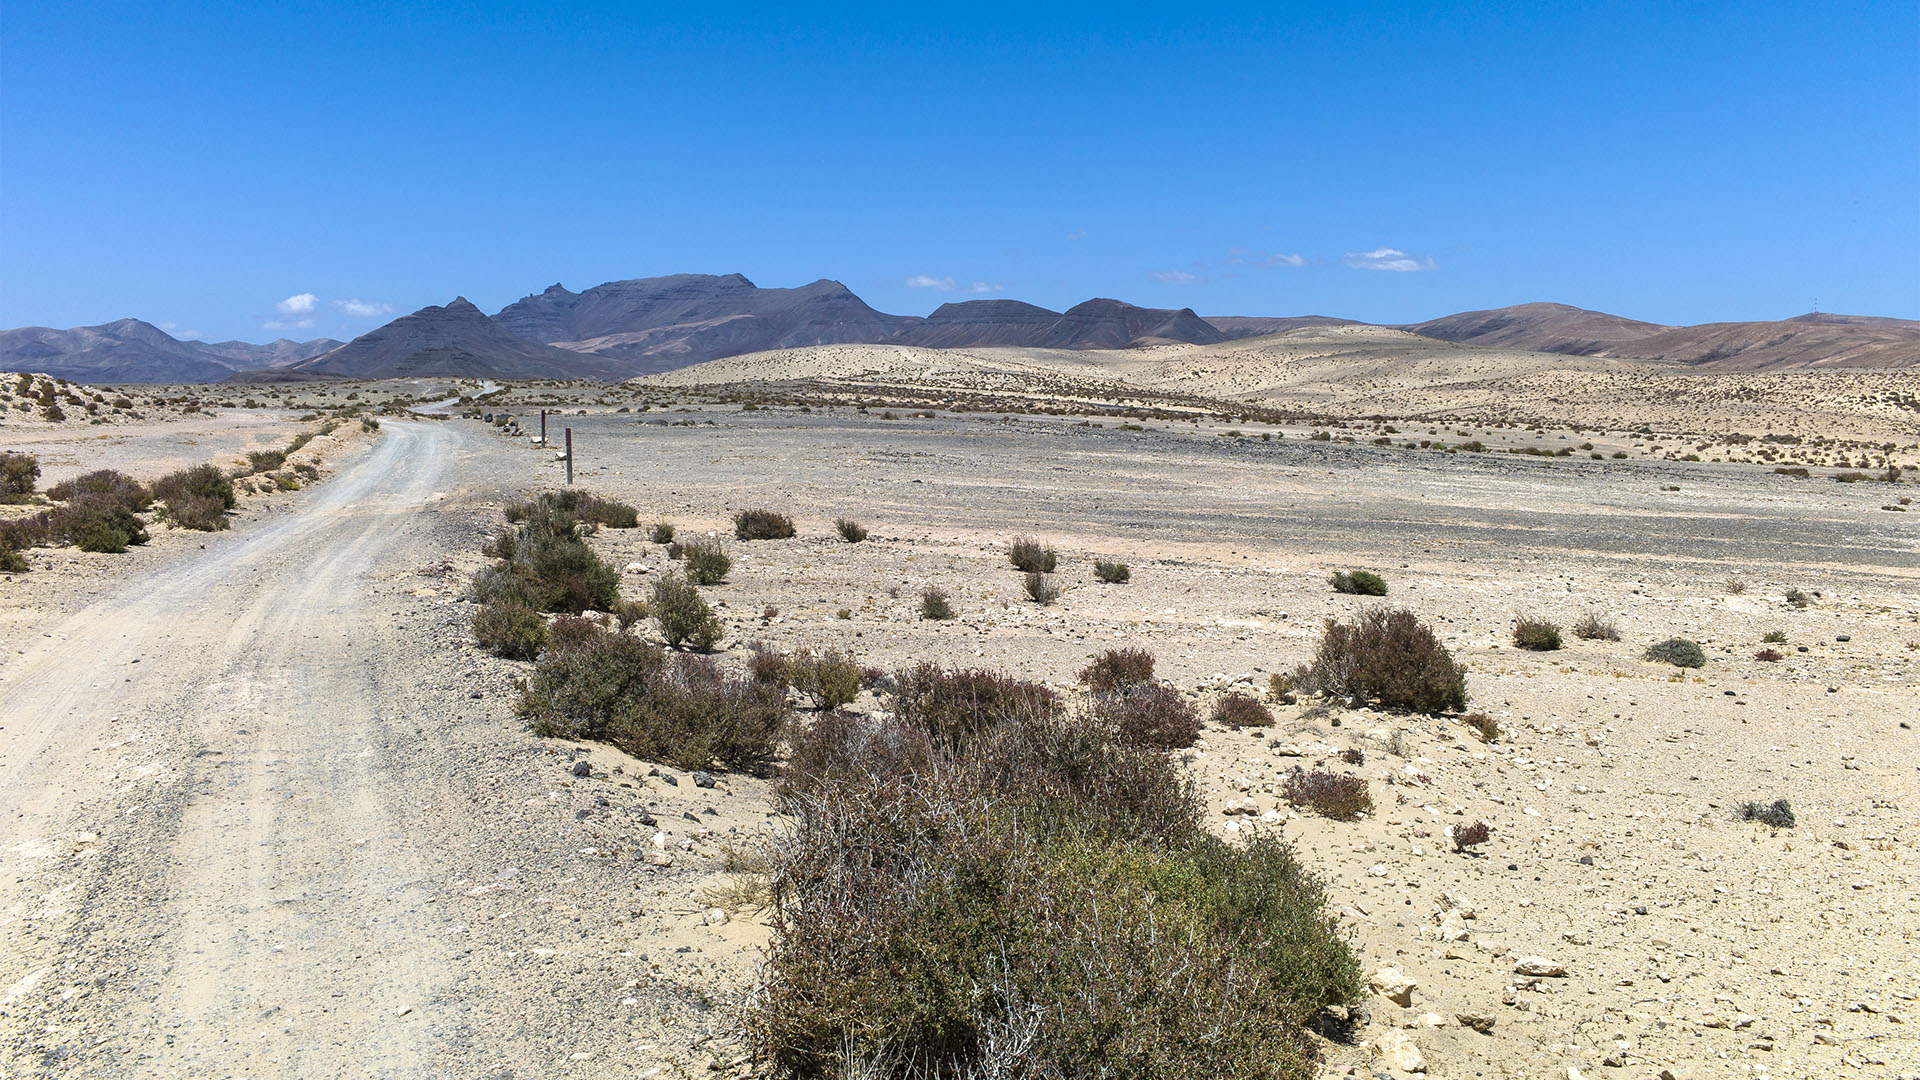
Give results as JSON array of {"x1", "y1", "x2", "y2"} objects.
[
  {"x1": 651, "y1": 571, "x2": 723, "y2": 650},
  {"x1": 473, "y1": 602, "x2": 548, "y2": 659},
  {"x1": 1283, "y1": 768, "x2": 1372, "y2": 820},
  {"x1": 245, "y1": 448, "x2": 287, "y2": 474},
  {"x1": 1512, "y1": 616, "x2": 1563, "y2": 651},
  {"x1": 1023, "y1": 571, "x2": 1062, "y2": 605},
  {"x1": 1078, "y1": 648, "x2": 1155, "y2": 693},
  {"x1": 1784, "y1": 587, "x2": 1811, "y2": 608},
  {"x1": 46, "y1": 495, "x2": 148, "y2": 553},
  {"x1": 835, "y1": 517, "x2": 868, "y2": 542},
  {"x1": 517, "y1": 622, "x2": 667, "y2": 741},
  {"x1": 1329, "y1": 569, "x2": 1387, "y2": 596},
  {"x1": 920, "y1": 585, "x2": 954, "y2": 620},
  {"x1": 1009, "y1": 535, "x2": 1057, "y2": 573},
  {"x1": 1644, "y1": 637, "x2": 1706, "y2": 668},
  {"x1": 1093, "y1": 559, "x2": 1131, "y2": 583},
  {"x1": 1297, "y1": 608, "x2": 1467, "y2": 715},
  {"x1": 734, "y1": 508, "x2": 795, "y2": 540},
  {"x1": 680, "y1": 538, "x2": 732, "y2": 585},
  {"x1": 1762, "y1": 629, "x2": 1787, "y2": 644},
  {"x1": 614, "y1": 653, "x2": 785, "y2": 772},
  {"x1": 0, "y1": 543, "x2": 26, "y2": 572},
  {"x1": 0, "y1": 452, "x2": 39, "y2": 501},
  {"x1": 1210, "y1": 692, "x2": 1273, "y2": 728},
  {"x1": 785, "y1": 647, "x2": 863, "y2": 709},
  {"x1": 153, "y1": 464, "x2": 236, "y2": 530},
  {"x1": 649, "y1": 521, "x2": 675, "y2": 543},
  {"x1": 1571, "y1": 612, "x2": 1620, "y2": 641},
  {"x1": 47, "y1": 469, "x2": 149, "y2": 510}
]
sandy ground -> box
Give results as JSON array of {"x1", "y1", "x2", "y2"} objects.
[{"x1": 3, "y1": 390, "x2": 1916, "y2": 1078}]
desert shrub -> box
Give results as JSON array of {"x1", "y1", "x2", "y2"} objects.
[
  {"x1": 1023, "y1": 571, "x2": 1062, "y2": 605},
  {"x1": 1094, "y1": 683, "x2": 1201, "y2": 750},
  {"x1": 1009, "y1": 535, "x2": 1057, "y2": 573},
  {"x1": 1210, "y1": 692, "x2": 1273, "y2": 728},
  {"x1": 1338, "y1": 746, "x2": 1365, "y2": 765},
  {"x1": 747, "y1": 645, "x2": 789, "y2": 687},
  {"x1": 1738, "y1": 799, "x2": 1795, "y2": 828},
  {"x1": 892, "y1": 663, "x2": 1060, "y2": 750},
  {"x1": 1762, "y1": 629, "x2": 1787, "y2": 643},
  {"x1": 1283, "y1": 768, "x2": 1372, "y2": 821},
  {"x1": 1452, "y1": 820, "x2": 1491, "y2": 852},
  {"x1": 786, "y1": 647, "x2": 863, "y2": 709},
  {"x1": 165, "y1": 493, "x2": 232, "y2": 531},
  {"x1": 760, "y1": 679, "x2": 1359, "y2": 1078},
  {"x1": 734, "y1": 508, "x2": 795, "y2": 540},
  {"x1": 482, "y1": 495, "x2": 623, "y2": 614},
  {"x1": 679, "y1": 538, "x2": 732, "y2": 584},
  {"x1": 1093, "y1": 559, "x2": 1131, "y2": 583},
  {"x1": 47, "y1": 469, "x2": 149, "y2": 510},
  {"x1": 46, "y1": 495, "x2": 149, "y2": 553},
  {"x1": 1268, "y1": 671, "x2": 1297, "y2": 703},
  {"x1": 1296, "y1": 607, "x2": 1467, "y2": 715},
  {"x1": 649, "y1": 521, "x2": 675, "y2": 543},
  {"x1": 0, "y1": 542, "x2": 26, "y2": 572},
  {"x1": 153, "y1": 463, "x2": 237, "y2": 525},
  {"x1": 1754, "y1": 648, "x2": 1785, "y2": 662},
  {"x1": 1572, "y1": 612, "x2": 1620, "y2": 641},
  {"x1": 1784, "y1": 587, "x2": 1811, "y2": 608},
  {"x1": 834, "y1": 517, "x2": 868, "y2": 542},
  {"x1": 1079, "y1": 647, "x2": 1155, "y2": 693},
  {"x1": 919, "y1": 585, "x2": 954, "y2": 620},
  {"x1": 1512, "y1": 616, "x2": 1563, "y2": 651},
  {"x1": 524, "y1": 488, "x2": 639, "y2": 529},
  {"x1": 1644, "y1": 637, "x2": 1706, "y2": 668},
  {"x1": 1724, "y1": 576, "x2": 1748, "y2": 595},
  {"x1": 651, "y1": 571, "x2": 723, "y2": 650},
  {"x1": 1329, "y1": 569, "x2": 1387, "y2": 596},
  {"x1": 472, "y1": 602, "x2": 548, "y2": 659},
  {"x1": 517, "y1": 623, "x2": 669, "y2": 741},
  {"x1": 1461, "y1": 711, "x2": 1499, "y2": 742},
  {"x1": 612, "y1": 599, "x2": 648, "y2": 629},
  {"x1": 245, "y1": 448, "x2": 287, "y2": 474},
  {"x1": 0, "y1": 452, "x2": 39, "y2": 501}
]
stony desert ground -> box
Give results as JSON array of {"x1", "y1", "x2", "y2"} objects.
[{"x1": 2, "y1": 365, "x2": 1916, "y2": 1079}]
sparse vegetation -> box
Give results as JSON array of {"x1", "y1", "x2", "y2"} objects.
[
  {"x1": 1, "y1": 452, "x2": 42, "y2": 501},
  {"x1": 834, "y1": 517, "x2": 868, "y2": 542},
  {"x1": 1094, "y1": 682, "x2": 1202, "y2": 750},
  {"x1": 1762, "y1": 629, "x2": 1787, "y2": 643},
  {"x1": 784, "y1": 647, "x2": 863, "y2": 709},
  {"x1": 679, "y1": 538, "x2": 732, "y2": 585},
  {"x1": 1738, "y1": 799, "x2": 1795, "y2": 829},
  {"x1": 1283, "y1": 768, "x2": 1372, "y2": 820},
  {"x1": 1512, "y1": 616, "x2": 1563, "y2": 651},
  {"x1": 1461, "y1": 711, "x2": 1498, "y2": 742},
  {"x1": 153, "y1": 464, "x2": 236, "y2": 531},
  {"x1": 1296, "y1": 607, "x2": 1467, "y2": 715},
  {"x1": 651, "y1": 571, "x2": 724, "y2": 650},
  {"x1": 1452, "y1": 820, "x2": 1491, "y2": 852},
  {"x1": 1784, "y1": 587, "x2": 1811, "y2": 609},
  {"x1": 1009, "y1": 535, "x2": 1057, "y2": 573},
  {"x1": 1023, "y1": 571, "x2": 1062, "y2": 605},
  {"x1": 1571, "y1": 612, "x2": 1620, "y2": 641},
  {"x1": 1210, "y1": 692, "x2": 1273, "y2": 728},
  {"x1": 1329, "y1": 569, "x2": 1387, "y2": 596},
  {"x1": 649, "y1": 521, "x2": 676, "y2": 544},
  {"x1": 919, "y1": 585, "x2": 955, "y2": 620},
  {"x1": 734, "y1": 508, "x2": 796, "y2": 540},
  {"x1": 1644, "y1": 637, "x2": 1707, "y2": 668},
  {"x1": 472, "y1": 601, "x2": 548, "y2": 659},
  {"x1": 1093, "y1": 558, "x2": 1131, "y2": 583},
  {"x1": 1079, "y1": 648, "x2": 1155, "y2": 693},
  {"x1": 1754, "y1": 648, "x2": 1785, "y2": 662}
]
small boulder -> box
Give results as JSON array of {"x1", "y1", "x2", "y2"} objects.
[
  {"x1": 1369, "y1": 966, "x2": 1418, "y2": 1007},
  {"x1": 1514, "y1": 955, "x2": 1568, "y2": 977}
]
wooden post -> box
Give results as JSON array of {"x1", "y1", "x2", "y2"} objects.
[
  {"x1": 540, "y1": 409, "x2": 547, "y2": 444},
  {"x1": 564, "y1": 427, "x2": 573, "y2": 486}
]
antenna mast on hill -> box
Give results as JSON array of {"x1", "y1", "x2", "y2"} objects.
[{"x1": 1812, "y1": 297, "x2": 1820, "y2": 315}]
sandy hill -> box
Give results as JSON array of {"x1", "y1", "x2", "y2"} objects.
[
  {"x1": 1595, "y1": 313, "x2": 1920, "y2": 369},
  {"x1": 293, "y1": 298, "x2": 626, "y2": 380},
  {"x1": 1400, "y1": 301, "x2": 1671, "y2": 355},
  {"x1": 0, "y1": 318, "x2": 340, "y2": 383}
]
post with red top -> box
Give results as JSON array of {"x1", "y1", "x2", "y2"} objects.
[
  {"x1": 540, "y1": 408, "x2": 547, "y2": 444},
  {"x1": 564, "y1": 427, "x2": 573, "y2": 486}
]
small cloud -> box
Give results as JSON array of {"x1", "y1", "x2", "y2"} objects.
[
  {"x1": 906, "y1": 274, "x2": 956, "y2": 291},
  {"x1": 177, "y1": 328, "x2": 203, "y2": 340},
  {"x1": 1152, "y1": 270, "x2": 1200, "y2": 284},
  {"x1": 275, "y1": 292, "x2": 319, "y2": 315},
  {"x1": 264, "y1": 318, "x2": 316, "y2": 330},
  {"x1": 1261, "y1": 252, "x2": 1307, "y2": 267},
  {"x1": 967, "y1": 281, "x2": 1002, "y2": 294},
  {"x1": 1226, "y1": 248, "x2": 1307, "y2": 267},
  {"x1": 333, "y1": 298, "x2": 394, "y2": 318},
  {"x1": 1343, "y1": 247, "x2": 1436, "y2": 272}
]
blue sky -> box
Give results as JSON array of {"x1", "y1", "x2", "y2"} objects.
[{"x1": 2, "y1": 1, "x2": 1915, "y2": 342}]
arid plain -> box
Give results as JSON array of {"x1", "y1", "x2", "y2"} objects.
[{"x1": 2, "y1": 349, "x2": 1916, "y2": 1078}]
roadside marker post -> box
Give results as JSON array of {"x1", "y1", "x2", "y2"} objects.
[
  {"x1": 540, "y1": 409, "x2": 547, "y2": 444},
  {"x1": 565, "y1": 428, "x2": 573, "y2": 486}
]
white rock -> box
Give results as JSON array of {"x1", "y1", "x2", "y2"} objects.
[
  {"x1": 1373, "y1": 1029, "x2": 1425, "y2": 1072},
  {"x1": 1369, "y1": 967, "x2": 1418, "y2": 1006},
  {"x1": 1515, "y1": 955, "x2": 1568, "y2": 977},
  {"x1": 704, "y1": 908, "x2": 729, "y2": 926}
]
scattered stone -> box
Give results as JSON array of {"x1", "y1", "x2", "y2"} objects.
[
  {"x1": 1369, "y1": 966, "x2": 1418, "y2": 1006},
  {"x1": 1373, "y1": 1029, "x2": 1425, "y2": 1073},
  {"x1": 570, "y1": 759, "x2": 591, "y2": 777},
  {"x1": 691, "y1": 771, "x2": 717, "y2": 789},
  {"x1": 1514, "y1": 956, "x2": 1567, "y2": 977},
  {"x1": 704, "y1": 908, "x2": 729, "y2": 926},
  {"x1": 1456, "y1": 1012, "x2": 1495, "y2": 1034}
]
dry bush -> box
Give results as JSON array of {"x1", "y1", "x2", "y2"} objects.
[
  {"x1": 1009, "y1": 535, "x2": 1057, "y2": 573},
  {"x1": 1283, "y1": 768, "x2": 1372, "y2": 820},
  {"x1": 1644, "y1": 637, "x2": 1706, "y2": 668},
  {"x1": 835, "y1": 517, "x2": 868, "y2": 542},
  {"x1": 1461, "y1": 711, "x2": 1499, "y2": 743},
  {"x1": 786, "y1": 647, "x2": 863, "y2": 709},
  {"x1": 1093, "y1": 559, "x2": 1130, "y2": 583},
  {"x1": 1762, "y1": 629, "x2": 1787, "y2": 643},
  {"x1": 472, "y1": 602, "x2": 548, "y2": 659},
  {"x1": 1211, "y1": 692, "x2": 1274, "y2": 728},
  {"x1": 46, "y1": 495, "x2": 149, "y2": 553},
  {"x1": 651, "y1": 572, "x2": 724, "y2": 650},
  {"x1": 649, "y1": 521, "x2": 675, "y2": 543},
  {"x1": 47, "y1": 469, "x2": 149, "y2": 510},
  {"x1": 1571, "y1": 612, "x2": 1620, "y2": 641},
  {"x1": 153, "y1": 464, "x2": 236, "y2": 531},
  {"x1": 1452, "y1": 820, "x2": 1491, "y2": 852},
  {"x1": 1753, "y1": 647, "x2": 1785, "y2": 662},
  {"x1": 679, "y1": 538, "x2": 732, "y2": 584},
  {"x1": 1023, "y1": 571, "x2": 1062, "y2": 605},
  {"x1": 0, "y1": 452, "x2": 38, "y2": 501},
  {"x1": 919, "y1": 585, "x2": 954, "y2": 620},
  {"x1": 1512, "y1": 616, "x2": 1563, "y2": 651},
  {"x1": 1094, "y1": 683, "x2": 1201, "y2": 750},
  {"x1": 1784, "y1": 587, "x2": 1811, "y2": 608},
  {"x1": 1078, "y1": 648, "x2": 1155, "y2": 693},
  {"x1": 892, "y1": 663, "x2": 1058, "y2": 750},
  {"x1": 1724, "y1": 576, "x2": 1748, "y2": 594},
  {"x1": 1328, "y1": 569, "x2": 1387, "y2": 596},
  {"x1": 734, "y1": 508, "x2": 796, "y2": 540},
  {"x1": 1738, "y1": 799, "x2": 1795, "y2": 828},
  {"x1": 1296, "y1": 608, "x2": 1467, "y2": 715}
]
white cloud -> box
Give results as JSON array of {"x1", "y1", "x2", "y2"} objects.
[
  {"x1": 333, "y1": 298, "x2": 394, "y2": 318},
  {"x1": 177, "y1": 329, "x2": 203, "y2": 340},
  {"x1": 1261, "y1": 252, "x2": 1307, "y2": 267},
  {"x1": 906, "y1": 274, "x2": 957, "y2": 291},
  {"x1": 264, "y1": 318, "x2": 316, "y2": 330},
  {"x1": 967, "y1": 281, "x2": 1002, "y2": 294},
  {"x1": 1152, "y1": 270, "x2": 1200, "y2": 284},
  {"x1": 1343, "y1": 248, "x2": 1436, "y2": 272},
  {"x1": 275, "y1": 292, "x2": 319, "y2": 315}
]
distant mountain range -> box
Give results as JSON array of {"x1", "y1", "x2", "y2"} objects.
[{"x1": 4, "y1": 276, "x2": 1914, "y2": 383}]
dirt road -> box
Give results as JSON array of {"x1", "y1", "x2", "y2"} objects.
[{"x1": 1, "y1": 421, "x2": 725, "y2": 1078}]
